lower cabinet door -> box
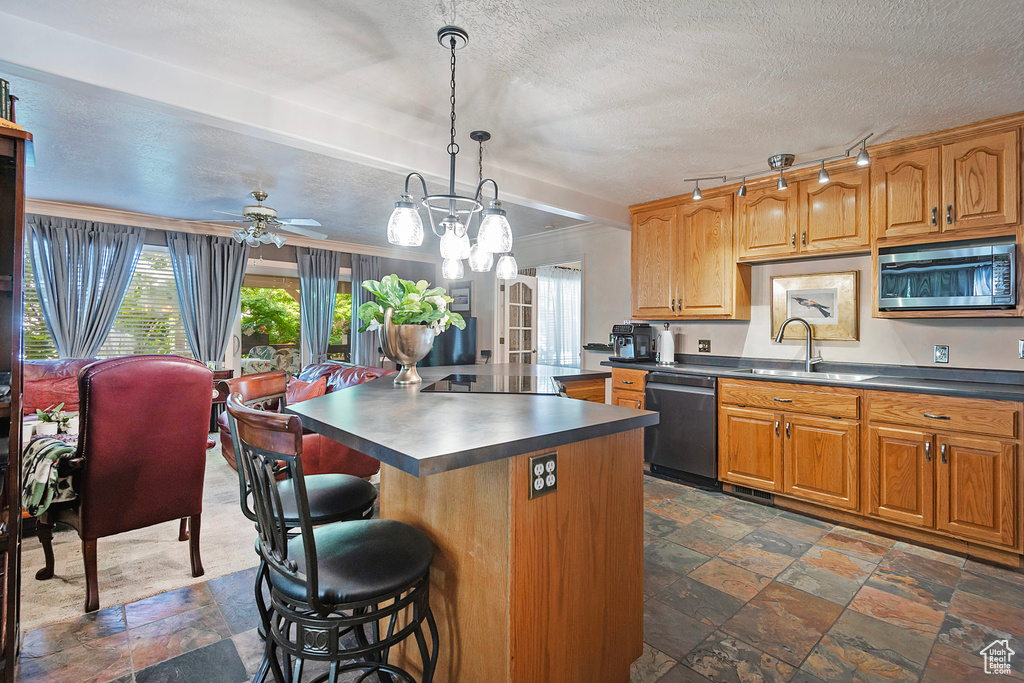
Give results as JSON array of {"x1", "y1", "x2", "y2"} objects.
[
  {"x1": 783, "y1": 415, "x2": 860, "y2": 511},
  {"x1": 936, "y1": 434, "x2": 1017, "y2": 548},
  {"x1": 719, "y1": 406, "x2": 783, "y2": 492},
  {"x1": 867, "y1": 425, "x2": 935, "y2": 529},
  {"x1": 612, "y1": 389, "x2": 644, "y2": 409}
]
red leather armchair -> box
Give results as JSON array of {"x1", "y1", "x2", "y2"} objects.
[
  {"x1": 35, "y1": 356, "x2": 214, "y2": 613},
  {"x1": 217, "y1": 362, "x2": 392, "y2": 479}
]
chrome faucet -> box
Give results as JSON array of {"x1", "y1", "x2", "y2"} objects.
[{"x1": 774, "y1": 317, "x2": 823, "y2": 372}]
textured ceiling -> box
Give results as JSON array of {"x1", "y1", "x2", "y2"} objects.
[
  {"x1": 1, "y1": 0, "x2": 1022, "y2": 217},
  {"x1": 9, "y1": 76, "x2": 580, "y2": 248}
]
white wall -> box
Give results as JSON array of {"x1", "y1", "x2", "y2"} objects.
[{"x1": 669, "y1": 254, "x2": 1024, "y2": 371}]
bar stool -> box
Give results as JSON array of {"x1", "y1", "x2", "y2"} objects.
[
  {"x1": 221, "y1": 375, "x2": 379, "y2": 638},
  {"x1": 227, "y1": 394, "x2": 438, "y2": 683}
]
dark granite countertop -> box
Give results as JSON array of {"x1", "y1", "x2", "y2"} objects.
[
  {"x1": 286, "y1": 363, "x2": 654, "y2": 477},
  {"x1": 601, "y1": 356, "x2": 1024, "y2": 402}
]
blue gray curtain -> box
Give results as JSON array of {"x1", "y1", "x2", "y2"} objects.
[
  {"x1": 26, "y1": 215, "x2": 146, "y2": 358},
  {"x1": 351, "y1": 253, "x2": 382, "y2": 367},
  {"x1": 298, "y1": 247, "x2": 342, "y2": 364},
  {"x1": 166, "y1": 232, "x2": 249, "y2": 366}
]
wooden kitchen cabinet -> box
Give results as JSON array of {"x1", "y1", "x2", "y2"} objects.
[
  {"x1": 798, "y1": 166, "x2": 870, "y2": 253},
  {"x1": 630, "y1": 207, "x2": 677, "y2": 319},
  {"x1": 867, "y1": 425, "x2": 935, "y2": 529},
  {"x1": 718, "y1": 406, "x2": 783, "y2": 492},
  {"x1": 611, "y1": 368, "x2": 645, "y2": 409},
  {"x1": 736, "y1": 185, "x2": 798, "y2": 260},
  {"x1": 784, "y1": 415, "x2": 860, "y2": 511},
  {"x1": 873, "y1": 129, "x2": 1019, "y2": 240},
  {"x1": 936, "y1": 433, "x2": 1017, "y2": 547}
]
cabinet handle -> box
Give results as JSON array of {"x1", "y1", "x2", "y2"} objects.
[
  {"x1": 941, "y1": 442, "x2": 947, "y2": 464},
  {"x1": 946, "y1": 205, "x2": 953, "y2": 224},
  {"x1": 621, "y1": 380, "x2": 634, "y2": 385},
  {"x1": 791, "y1": 232, "x2": 796, "y2": 247},
  {"x1": 670, "y1": 298, "x2": 675, "y2": 313},
  {"x1": 931, "y1": 207, "x2": 938, "y2": 226},
  {"x1": 802, "y1": 231, "x2": 806, "y2": 246},
  {"x1": 923, "y1": 413, "x2": 950, "y2": 420},
  {"x1": 775, "y1": 420, "x2": 780, "y2": 437},
  {"x1": 675, "y1": 298, "x2": 680, "y2": 312},
  {"x1": 785, "y1": 421, "x2": 791, "y2": 438},
  {"x1": 637, "y1": 399, "x2": 642, "y2": 409},
  {"x1": 773, "y1": 398, "x2": 793, "y2": 403},
  {"x1": 924, "y1": 440, "x2": 931, "y2": 462}
]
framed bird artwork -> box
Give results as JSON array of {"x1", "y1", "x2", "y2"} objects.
[{"x1": 771, "y1": 271, "x2": 859, "y2": 341}]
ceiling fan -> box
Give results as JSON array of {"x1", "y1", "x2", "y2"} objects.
[{"x1": 201, "y1": 191, "x2": 327, "y2": 247}]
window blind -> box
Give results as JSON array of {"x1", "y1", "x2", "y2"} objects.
[{"x1": 23, "y1": 246, "x2": 191, "y2": 360}]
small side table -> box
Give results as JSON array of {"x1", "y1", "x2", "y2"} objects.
[{"x1": 210, "y1": 369, "x2": 234, "y2": 432}]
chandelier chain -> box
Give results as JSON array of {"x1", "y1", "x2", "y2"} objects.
[
  {"x1": 478, "y1": 138, "x2": 483, "y2": 184},
  {"x1": 447, "y1": 37, "x2": 459, "y2": 156}
]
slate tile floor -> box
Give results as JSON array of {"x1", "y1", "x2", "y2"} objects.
[{"x1": 16, "y1": 474, "x2": 1024, "y2": 682}]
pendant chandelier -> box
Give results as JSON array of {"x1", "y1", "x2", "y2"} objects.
[{"x1": 386, "y1": 25, "x2": 516, "y2": 280}]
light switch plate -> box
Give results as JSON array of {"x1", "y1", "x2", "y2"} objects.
[
  {"x1": 528, "y1": 452, "x2": 557, "y2": 499},
  {"x1": 1019, "y1": 340, "x2": 1024, "y2": 359},
  {"x1": 698, "y1": 339, "x2": 711, "y2": 353},
  {"x1": 934, "y1": 345, "x2": 949, "y2": 364}
]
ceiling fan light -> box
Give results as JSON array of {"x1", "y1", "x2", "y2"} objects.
[
  {"x1": 442, "y1": 257, "x2": 465, "y2": 280},
  {"x1": 258, "y1": 232, "x2": 274, "y2": 244},
  {"x1": 856, "y1": 143, "x2": 870, "y2": 166},
  {"x1": 231, "y1": 230, "x2": 247, "y2": 244},
  {"x1": 818, "y1": 162, "x2": 830, "y2": 184},
  {"x1": 387, "y1": 196, "x2": 424, "y2": 246},
  {"x1": 468, "y1": 241, "x2": 494, "y2": 272},
  {"x1": 244, "y1": 234, "x2": 260, "y2": 248},
  {"x1": 271, "y1": 233, "x2": 287, "y2": 248},
  {"x1": 496, "y1": 253, "x2": 518, "y2": 281}
]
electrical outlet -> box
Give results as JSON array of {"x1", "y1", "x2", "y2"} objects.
[
  {"x1": 698, "y1": 339, "x2": 711, "y2": 353},
  {"x1": 528, "y1": 452, "x2": 557, "y2": 499},
  {"x1": 934, "y1": 345, "x2": 949, "y2": 364}
]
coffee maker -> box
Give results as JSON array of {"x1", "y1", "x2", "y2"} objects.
[{"x1": 610, "y1": 323, "x2": 654, "y2": 362}]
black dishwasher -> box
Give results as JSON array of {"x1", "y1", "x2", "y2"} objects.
[{"x1": 644, "y1": 372, "x2": 718, "y2": 486}]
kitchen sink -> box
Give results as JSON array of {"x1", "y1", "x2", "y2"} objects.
[{"x1": 731, "y1": 368, "x2": 876, "y2": 382}]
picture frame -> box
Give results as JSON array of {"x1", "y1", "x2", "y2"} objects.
[
  {"x1": 771, "y1": 271, "x2": 859, "y2": 341},
  {"x1": 450, "y1": 283, "x2": 472, "y2": 313}
]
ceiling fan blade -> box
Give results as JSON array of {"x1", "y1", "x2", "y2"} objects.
[
  {"x1": 212, "y1": 210, "x2": 246, "y2": 217},
  {"x1": 183, "y1": 218, "x2": 251, "y2": 223},
  {"x1": 277, "y1": 224, "x2": 328, "y2": 240},
  {"x1": 277, "y1": 218, "x2": 322, "y2": 227}
]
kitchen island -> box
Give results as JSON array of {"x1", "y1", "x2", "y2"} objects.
[{"x1": 286, "y1": 364, "x2": 658, "y2": 683}]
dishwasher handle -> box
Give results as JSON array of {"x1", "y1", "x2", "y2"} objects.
[{"x1": 647, "y1": 372, "x2": 716, "y2": 389}]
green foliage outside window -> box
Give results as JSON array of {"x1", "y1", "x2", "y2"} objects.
[{"x1": 240, "y1": 287, "x2": 301, "y2": 344}]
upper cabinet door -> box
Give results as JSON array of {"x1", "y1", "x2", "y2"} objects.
[
  {"x1": 942, "y1": 130, "x2": 1020, "y2": 232},
  {"x1": 799, "y1": 166, "x2": 870, "y2": 253},
  {"x1": 631, "y1": 207, "x2": 677, "y2": 319},
  {"x1": 736, "y1": 187, "x2": 798, "y2": 260},
  {"x1": 874, "y1": 147, "x2": 942, "y2": 239},
  {"x1": 677, "y1": 195, "x2": 734, "y2": 316}
]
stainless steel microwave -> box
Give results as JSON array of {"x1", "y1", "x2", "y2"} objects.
[{"x1": 878, "y1": 238, "x2": 1016, "y2": 310}]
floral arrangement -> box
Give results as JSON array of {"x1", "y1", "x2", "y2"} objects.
[
  {"x1": 35, "y1": 403, "x2": 75, "y2": 432},
  {"x1": 357, "y1": 275, "x2": 466, "y2": 335}
]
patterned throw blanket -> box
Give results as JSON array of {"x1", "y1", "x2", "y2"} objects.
[{"x1": 22, "y1": 437, "x2": 78, "y2": 517}]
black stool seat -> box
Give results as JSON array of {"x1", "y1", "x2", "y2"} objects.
[
  {"x1": 277, "y1": 474, "x2": 377, "y2": 524},
  {"x1": 269, "y1": 519, "x2": 433, "y2": 605}
]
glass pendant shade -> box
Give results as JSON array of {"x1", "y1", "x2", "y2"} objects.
[
  {"x1": 231, "y1": 229, "x2": 246, "y2": 244},
  {"x1": 271, "y1": 233, "x2": 287, "y2": 247},
  {"x1": 440, "y1": 226, "x2": 471, "y2": 260},
  {"x1": 478, "y1": 203, "x2": 513, "y2": 253},
  {"x1": 818, "y1": 162, "x2": 830, "y2": 184},
  {"x1": 387, "y1": 196, "x2": 425, "y2": 246},
  {"x1": 856, "y1": 145, "x2": 870, "y2": 166},
  {"x1": 442, "y1": 258, "x2": 464, "y2": 280},
  {"x1": 245, "y1": 234, "x2": 260, "y2": 248},
  {"x1": 496, "y1": 253, "x2": 518, "y2": 280},
  {"x1": 468, "y1": 241, "x2": 494, "y2": 272},
  {"x1": 258, "y1": 232, "x2": 274, "y2": 244}
]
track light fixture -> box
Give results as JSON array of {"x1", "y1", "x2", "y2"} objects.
[
  {"x1": 818, "y1": 161, "x2": 830, "y2": 184},
  {"x1": 680, "y1": 134, "x2": 873, "y2": 198}
]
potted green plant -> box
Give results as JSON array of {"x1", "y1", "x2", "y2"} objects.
[
  {"x1": 35, "y1": 403, "x2": 76, "y2": 435},
  {"x1": 357, "y1": 275, "x2": 466, "y2": 385}
]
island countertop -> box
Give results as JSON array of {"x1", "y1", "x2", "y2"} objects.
[{"x1": 285, "y1": 363, "x2": 658, "y2": 477}]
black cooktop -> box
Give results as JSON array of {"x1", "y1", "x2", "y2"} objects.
[{"x1": 420, "y1": 373, "x2": 560, "y2": 395}]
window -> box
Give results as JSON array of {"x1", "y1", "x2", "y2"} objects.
[
  {"x1": 536, "y1": 264, "x2": 582, "y2": 368},
  {"x1": 23, "y1": 246, "x2": 191, "y2": 359}
]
